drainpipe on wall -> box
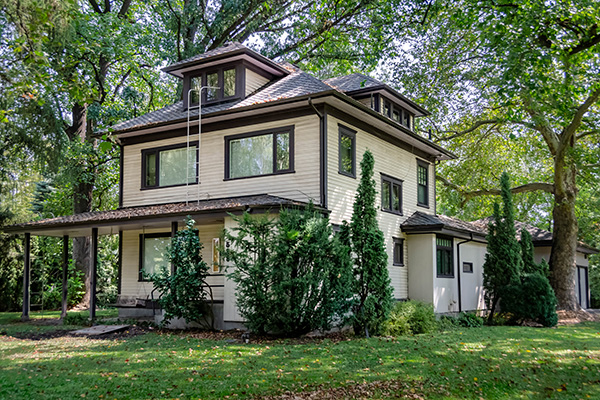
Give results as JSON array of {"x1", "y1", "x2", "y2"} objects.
[
  {"x1": 308, "y1": 97, "x2": 327, "y2": 209},
  {"x1": 456, "y1": 233, "x2": 474, "y2": 312}
]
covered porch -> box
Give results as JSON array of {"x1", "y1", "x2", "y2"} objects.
[{"x1": 4, "y1": 195, "x2": 305, "y2": 325}]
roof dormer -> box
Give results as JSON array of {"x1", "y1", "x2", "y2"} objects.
[
  {"x1": 324, "y1": 73, "x2": 429, "y2": 132},
  {"x1": 161, "y1": 42, "x2": 289, "y2": 109}
]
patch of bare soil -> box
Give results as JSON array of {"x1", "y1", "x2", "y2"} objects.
[
  {"x1": 557, "y1": 310, "x2": 600, "y2": 325},
  {"x1": 255, "y1": 379, "x2": 427, "y2": 400},
  {"x1": 5, "y1": 325, "x2": 151, "y2": 341}
]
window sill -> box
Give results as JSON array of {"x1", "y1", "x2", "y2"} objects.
[
  {"x1": 436, "y1": 274, "x2": 455, "y2": 279},
  {"x1": 338, "y1": 171, "x2": 356, "y2": 179},
  {"x1": 382, "y1": 208, "x2": 403, "y2": 216},
  {"x1": 224, "y1": 170, "x2": 295, "y2": 181},
  {"x1": 141, "y1": 181, "x2": 199, "y2": 191},
  {"x1": 393, "y1": 263, "x2": 405, "y2": 267},
  {"x1": 417, "y1": 202, "x2": 430, "y2": 209}
]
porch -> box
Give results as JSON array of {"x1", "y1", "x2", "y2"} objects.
[{"x1": 4, "y1": 194, "x2": 306, "y2": 327}]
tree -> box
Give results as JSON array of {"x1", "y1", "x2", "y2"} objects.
[
  {"x1": 346, "y1": 150, "x2": 393, "y2": 337},
  {"x1": 482, "y1": 172, "x2": 522, "y2": 323},
  {"x1": 149, "y1": 217, "x2": 213, "y2": 328},
  {"x1": 223, "y1": 205, "x2": 353, "y2": 336},
  {"x1": 386, "y1": 0, "x2": 600, "y2": 310}
]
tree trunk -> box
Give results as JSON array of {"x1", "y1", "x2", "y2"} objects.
[
  {"x1": 549, "y1": 148, "x2": 579, "y2": 311},
  {"x1": 69, "y1": 103, "x2": 96, "y2": 306}
]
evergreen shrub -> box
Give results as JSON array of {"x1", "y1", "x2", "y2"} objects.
[
  {"x1": 382, "y1": 300, "x2": 437, "y2": 336},
  {"x1": 457, "y1": 312, "x2": 484, "y2": 328},
  {"x1": 503, "y1": 272, "x2": 558, "y2": 327}
]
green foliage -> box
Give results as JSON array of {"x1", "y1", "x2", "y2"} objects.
[
  {"x1": 224, "y1": 204, "x2": 353, "y2": 336},
  {"x1": 38, "y1": 263, "x2": 85, "y2": 310},
  {"x1": 0, "y1": 211, "x2": 23, "y2": 312},
  {"x1": 63, "y1": 312, "x2": 91, "y2": 326},
  {"x1": 149, "y1": 217, "x2": 211, "y2": 328},
  {"x1": 346, "y1": 150, "x2": 393, "y2": 337},
  {"x1": 382, "y1": 301, "x2": 437, "y2": 336},
  {"x1": 503, "y1": 273, "x2": 558, "y2": 328},
  {"x1": 482, "y1": 172, "x2": 523, "y2": 321},
  {"x1": 457, "y1": 312, "x2": 484, "y2": 328}
]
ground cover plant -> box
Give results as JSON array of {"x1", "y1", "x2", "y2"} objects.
[{"x1": 1, "y1": 314, "x2": 599, "y2": 399}]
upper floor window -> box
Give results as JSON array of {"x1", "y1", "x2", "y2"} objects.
[
  {"x1": 139, "y1": 233, "x2": 170, "y2": 281},
  {"x1": 382, "y1": 98, "x2": 412, "y2": 129},
  {"x1": 381, "y1": 174, "x2": 402, "y2": 215},
  {"x1": 190, "y1": 66, "x2": 238, "y2": 104},
  {"x1": 338, "y1": 125, "x2": 356, "y2": 178},
  {"x1": 436, "y1": 236, "x2": 453, "y2": 278},
  {"x1": 417, "y1": 160, "x2": 429, "y2": 207},
  {"x1": 225, "y1": 126, "x2": 294, "y2": 179},
  {"x1": 142, "y1": 144, "x2": 197, "y2": 189}
]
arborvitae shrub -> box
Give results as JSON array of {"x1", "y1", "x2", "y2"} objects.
[{"x1": 503, "y1": 272, "x2": 558, "y2": 327}]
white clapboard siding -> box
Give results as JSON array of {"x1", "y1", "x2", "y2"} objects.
[
  {"x1": 122, "y1": 115, "x2": 321, "y2": 207},
  {"x1": 245, "y1": 68, "x2": 270, "y2": 96},
  {"x1": 327, "y1": 115, "x2": 435, "y2": 300},
  {"x1": 121, "y1": 223, "x2": 225, "y2": 301}
]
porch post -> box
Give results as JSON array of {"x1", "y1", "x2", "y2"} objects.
[
  {"x1": 61, "y1": 235, "x2": 69, "y2": 319},
  {"x1": 90, "y1": 228, "x2": 98, "y2": 322},
  {"x1": 171, "y1": 221, "x2": 178, "y2": 273},
  {"x1": 21, "y1": 232, "x2": 31, "y2": 321}
]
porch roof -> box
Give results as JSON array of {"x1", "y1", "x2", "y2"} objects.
[{"x1": 3, "y1": 194, "x2": 309, "y2": 238}]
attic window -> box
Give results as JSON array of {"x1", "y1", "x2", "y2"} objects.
[
  {"x1": 381, "y1": 97, "x2": 413, "y2": 130},
  {"x1": 189, "y1": 66, "x2": 238, "y2": 105}
]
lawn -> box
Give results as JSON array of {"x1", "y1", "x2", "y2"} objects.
[{"x1": 1, "y1": 316, "x2": 599, "y2": 400}]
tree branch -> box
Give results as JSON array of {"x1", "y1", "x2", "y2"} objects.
[
  {"x1": 88, "y1": 0, "x2": 102, "y2": 14},
  {"x1": 436, "y1": 175, "x2": 555, "y2": 206},
  {"x1": 576, "y1": 129, "x2": 600, "y2": 140},
  {"x1": 561, "y1": 87, "x2": 600, "y2": 150},
  {"x1": 433, "y1": 119, "x2": 501, "y2": 142}
]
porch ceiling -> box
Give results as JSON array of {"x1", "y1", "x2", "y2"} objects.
[{"x1": 2, "y1": 194, "x2": 309, "y2": 237}]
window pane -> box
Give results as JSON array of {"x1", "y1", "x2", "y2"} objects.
[
  {"x1": 340, "y1": 133, "x2": 354, "y2": 174},
  {"x1": 276, "y1": 132, "x2": 290, "y2": 171},
  {"x1": 392, "y1": 110, "x2": 400, "y2": 122},
  {"x1": 144, "y1": 237, "x2": 170, "y2": 276},
  {"x1": 384, "y1": 101, "x2": 391, "y2": 117},
  {"x1": 392, "y1": 183, "x2": 401, "y2": 212},
  {"x1": 394, "y1": 241, "x2": 403, "y2": 265},
  {"x1": 223, "y1": 69, "x2": 236, "y2": 97},
  {"x1": 145, "y1": 153, "x2": 156, "y2": 187},
  {"x1": 229, "y1": 134, "x2": 274, "y2": 178},
  {"x1": 418, "y1": 165, "x2": 428, "y2": 185},
  {"x1": 159, "y1": 146, "x2": 196, "y2": 186},
  {"x1": 402, "y1": 110, "x2": 410, "y2": 127},
  {"x1": 381, "y1": 180, "x2": 391, "y2": 210},
  {"x1": 190, "y1": 77, "x2": 201, "y2": 104},
  {"x1": 418, "y1": 185, "x2": 427, "y2": 205},
  {"x1": 206, "y1": 72, "x2": 218, "y2": 100}
]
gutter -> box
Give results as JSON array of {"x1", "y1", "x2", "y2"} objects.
[
  {"x1": 456, "y1": 233, "x2": 474, "y2": 312},
  {"x1": 308, "y1": 97, "x2": 327, "y2": 208}
]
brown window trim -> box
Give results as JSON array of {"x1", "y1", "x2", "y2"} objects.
[
  {"x1": 141, "y1": 143, "x2": 198, "y2": 190},
  {"x1": 417, "y1": 159, "x2": 430, "y2": 208},
  {"x1": 393, "y1": 237, "x2": 404, "y2": 266},
  {"x1": 381, "y1": 173, "x2": 403, "y2": 216},
  {"x1": 463, "y1": 262, "x2": 473, "y2": 273},
  {"x1": 338, "y1": 124, "x2": 356, "y2": 178},
  {"x1": 382, "y1": 97, "x2": 413, "y2": 130},
  {"x1": 139, "y1": 232, "x2": 171, "y2": 282},
  {"x1": 187, "y1": 63, "x2": 244, "y2": 107},
  {"x1": 224, "y1": 125, "x2": 295, "y2": 181},
  {"x1": 436, "y1": 235, "x2": 454, "y2": 278}
]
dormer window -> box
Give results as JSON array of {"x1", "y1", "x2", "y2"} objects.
[
  {"x1": 188, "y1": 65, "x2": 240, "y2": 106},
  {"x1": 382, "y1": 98, "x2": 413, "y2": 130}
]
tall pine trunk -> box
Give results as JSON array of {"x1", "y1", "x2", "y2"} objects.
[
  {"x1": 69, "y1": 102, "x2": 96, "y2": 307},
  {"x1": 549, "y1": 147, "x2": 579, "y2": 311}
]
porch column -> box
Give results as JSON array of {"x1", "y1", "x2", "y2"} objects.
[
  {"x1": 90, "y1": 228, "x2": 98, "y2": 322},
  {"x1": 117, "y1": 231, "x2": 123, "y2": 295},
  {"x1": 61, "y1": 235, "x2": 69, "y2": 319},
  {"x1": 21, "y1": 232, "x2": 31, "y2": 321},
  {"x1": 171, "y1": 221, "x2": 178, "y2": 273}
]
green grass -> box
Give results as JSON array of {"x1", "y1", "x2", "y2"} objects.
[
  {"x1": 1, "y1": 318, "x2": 599, "y2": 399},
  {"x1": 0, "y1": 309, "x2": 118, "y2": 335}
]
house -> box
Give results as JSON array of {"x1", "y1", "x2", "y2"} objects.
[{"x1": 6, "y1": 43, "x2": 596, "y2": 325}]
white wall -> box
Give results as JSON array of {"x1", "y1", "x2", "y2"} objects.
[
  {"x1": 407, "y1": 234, "x2": 434, "y2": 304},
  {"x1": 458, "y1": 241, "x2": 487, "y2": 311},
  {"x1": 122, "y1": 115, "x2": 321, "y2": 207},
  {"x1": 326, "y1": 115, "x2": 435, "y2": 299},
  {"x1": 120, "y1": 222, "x2": 225, "y2": 301},
  {"x1": 433, "y1": 237, "x2": 459, "y2": 313}
]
